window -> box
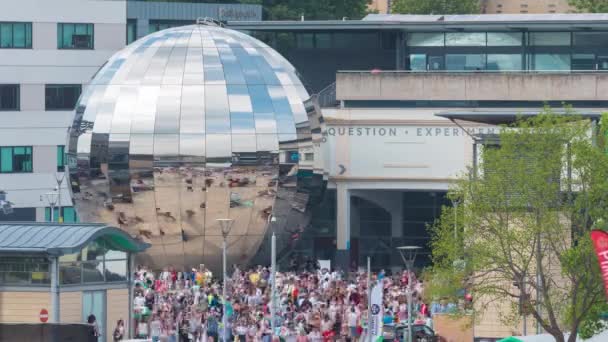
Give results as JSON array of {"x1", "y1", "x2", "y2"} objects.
[
  {"x1": 487, "y1": 32, "x2": 522, "y2": 46},
  {"x1": 148, "y1": 19, "x2": 192, "y2": 34},
  {"x1": 0, "y1": 146, "x2": 32, "y2": 173},
  {"x1": 0, "y1": 257, "x2": 50, "y2": 285},
  {"x1": 409, "y1": 54, "x2": 427, "y2": 71},
  {"x1": 529, "y1": 32, "x2": 571, "y2": 46},
  {"x1": 57, "y1": 145, "x2": 65, "y2": 172},
  {"x1": 45, "y1": 84, "x2": 81, "y2": 110},
  {"x1": 487, "y1": 54, "x2": 523, "y2": 71},
  {"x1": 45, "y1": 206, "x2": 78, "y2": 223},
  {"x1": 532, "y1": 54, "x2": 571, "y2": 70},
  {"x1": 59, "y1": 239, "x2": 127, "y2": 285},
  {"x1": 408, "y1": 33, "x2": 444, "y2": 47},
  {"x1": 572, "y1": 54, "x2": 596, "y2": 70},
  {"x1": 296, "y1": 33, "x2": 314, "y2": 48},
  {"x1": 126, "y1": 19, "x2": 137, "y2": 44},
  {"x1": 445, "y1": 32, "x2": 486, "y2": 46},
  {"x1": 0, "y1": 84, "x2": 19, "y2": 110},
  {"x1": 573, "y1": 32, "x2": 608, "y2": 46},
  {"x1": 0, "y1": 22, "x2": 32, "y2": 48},
  {"x1": 57, "y1": 23, "x2": 93, "y2": 49},
  {"x1": 446, "y1": 54, "x2": 486, "y2": 70},
  {"x1": 304, "y1": 153, "x2": 314, "y2": 161}
]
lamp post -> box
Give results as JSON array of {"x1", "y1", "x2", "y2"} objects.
[
  {"x1": 268, "y1": 214, "x2": 277, "y2": 336},
  {"x1": 397, "y1": 246, "x2": 421, "y2": 342},
  {"x1": 217, "y1": 218, "x2": 234, "y2": 342},
  {"x1": 55, "y1": 173, "x2": 65, "y2": 223},
  {"x1": 43, "y1": 189, "x2": 59, "y2": 222}
]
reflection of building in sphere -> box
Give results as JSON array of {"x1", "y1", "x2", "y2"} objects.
[{"x1": 68, "y1": 22, "x2": 320, "y2": 273}]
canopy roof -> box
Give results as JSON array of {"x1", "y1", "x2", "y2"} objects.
[
  {"x1": 435, "y1": 109, "x2": 604, "y2": 125},
  {"x1": 0, "y1": 223, "x2": 150, "y2": 256}
]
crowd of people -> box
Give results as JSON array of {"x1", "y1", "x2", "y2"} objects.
[{"x1": 112, "y1": 261, "x2": 441, "y2": 342}]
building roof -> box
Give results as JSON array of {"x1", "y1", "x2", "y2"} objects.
[
  {"x1": 227, "y1": 13, "x2": 608, "y2": 31},
  {"x1": 0, "y1": 223, "x2": 150, "y2": 256}
]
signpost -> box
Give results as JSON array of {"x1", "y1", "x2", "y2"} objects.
[{"x1": 39, "y1": 308, "x2": 49, "y2": 323}]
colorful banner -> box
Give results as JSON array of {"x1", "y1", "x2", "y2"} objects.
[
  {"x1": 369, "y1": 280, "x2": 384, "y2": 342},
  {"x1": 591, "y1": 230, "x2": 608, "y2": 299}
]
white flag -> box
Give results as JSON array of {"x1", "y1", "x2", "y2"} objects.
[{"x1": 369, "y1": 280, "x2": 384, "y2": 341}]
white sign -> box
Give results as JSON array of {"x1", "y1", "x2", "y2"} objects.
[
  {"x1": 318, "y1": 259, "x2": 331, "y2": 271},
  {"x1": 369, "y1": 280, "x2": 384, "y2": 342}
]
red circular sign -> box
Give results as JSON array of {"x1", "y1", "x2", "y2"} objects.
[{"x1": 39, "y1": 309, "x2": 48, "y2": 323}]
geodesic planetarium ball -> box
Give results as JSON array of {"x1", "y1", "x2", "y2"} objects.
[{"x1": 68, "y1": 24, "x2": 310, "y2": 272}]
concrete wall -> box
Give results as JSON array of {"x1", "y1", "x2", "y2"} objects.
[{"x1": 336, "y1": 72, "x2": 608, "y2": 102}]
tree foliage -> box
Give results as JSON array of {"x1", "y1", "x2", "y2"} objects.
[
  {"x1": 260, "y1": 0, "x2": 372, "y2": 20},
  {"x1": 568, "y1": 0, "x2": 608, "y2": 12},
  {"x1": 426, "y1": 109, "x2": 608, "y2": 342},
  {"x1": 391, "y1": 0, "x2": 479, "y2": 14},
  {"x1": 134, "y1": 0, "x2": 372, "y2": 20}
]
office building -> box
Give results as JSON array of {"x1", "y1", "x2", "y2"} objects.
[
  {"x1": 229, "y1": 14, "x2": 608, "y2": 338},
  {"x1": 0, "y1": 0, "x2": 262, "y2": 224}
]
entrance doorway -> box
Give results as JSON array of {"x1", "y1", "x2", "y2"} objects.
[{"x1": 82, "y1": 290, "x2": 106, "y2": 342}]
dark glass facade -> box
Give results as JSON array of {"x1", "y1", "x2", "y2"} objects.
[{"x1": 251, "y1": 31, "x2": 398, "y2": 93}]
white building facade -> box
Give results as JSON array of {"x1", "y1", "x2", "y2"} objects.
[{"x1": 0, "y1": 0, "x2": 127, "y2": 222}]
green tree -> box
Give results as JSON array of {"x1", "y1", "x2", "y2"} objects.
[
  {"x1": 392, "y1": 0, "x2": 479, "y2": 14},
  {"x1": 261, "y1": 0, "x2": 371, "y2": 20},
  {"x1": 569, "y1": 0, "x2": 608, "y2": 12},
  {"x1": 426, "y1": 109, "x2": 608, "y2": 342}
]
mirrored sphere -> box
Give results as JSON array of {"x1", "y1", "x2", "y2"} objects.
[{"x1": 68, "y1": 24, "x2": 314, "y2": 272}]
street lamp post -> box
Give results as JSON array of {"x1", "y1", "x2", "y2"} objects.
[
  {"x1": 397, "y1": 246, "x2": 421, "y2": 342},
  {"x1": 217, "y1": 218, "x2": 234, "y2": 342},
  {"x1": 268, "y1": 214, "x2": 277, "y2": 336},
  {"x1": 43, "y1": 189, "x2": 59, "y2": 222}
]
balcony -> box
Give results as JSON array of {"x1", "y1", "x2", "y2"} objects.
[{"x1": 336, "y1": 71, "x2": 608, "y2": 102}]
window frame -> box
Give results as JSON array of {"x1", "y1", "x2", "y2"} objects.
[
  {"x1": 45, "y1": 84, "x2": 82, "y2": 111},
  {"x1": 0, "y1": 22, "x2": 32, "y2": 49},
  {"x1": 0, "y1": 146, "x2": 33, "y2": 174},
  {"x1": 0, "y1": 84, "x2": 20, "y2": 111},
  {"x1": 57, "y1": 23, "x2": 94, "y2": 50},
  {"x1": 57, "y1": 145, "x2": 65, "y2": 172}
]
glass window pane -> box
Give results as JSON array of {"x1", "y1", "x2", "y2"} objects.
[
  {"x1": 487, "y1": 54, "x2": 522, "y2": 71},
  {"x1": 445, "y1": 32, "x2": 486, "y2": 46},
  {"x1": 315, "y1": 33, "x2": 332, "y2": 48},
  {"x1": 57, "y1": 145, "x2": 65, "y2": 171},
  {"x1": 26, "y1": 23, "x2": 32, "y2": 48},
  {"x1": 408, "y1": 33, "x2": 444, "y2": 46},
  {"x1": 532, "y1": 54, "x2": 571, "y2": 70},
  {"x1": 296, "y1": 33, "x2": 313, "y2": 48},
  {"x1": 104, "y1": 260, "x2": 127, "y2": 282},
  {"x1": 487, "y1": 32, "x2": 522, "y2": 46},
  {"x1": 0, "y1": 23, "x2": 12, "y2": 48},
  {"x1": 63, "y1": 206, "x2": 76, "y2": 223},
  {"x1": 409, "y1": 54, "x2": 426, "y2": 71},
  {"x1": 60, "y1": 262, "x2": 82, "y2": 284},
  {"x1": 573, "y1": 32, "x2": 608, "y2": 46},
  {"x1": 12, "y1": 23, "x2": 25, "y2": 48},
  {"x1": 572, "y1": 53, "x2": 595, "y2": 70},
  {"x1": 446, "y1": 54, "x2": 486, "y2": 70},
  {"x1": 82, "y1": 261, "x2": 104, "y2": 283},
  {"x1": 529, "y1": 32, "x2": 571, "y2": 46},
  {"x1": 61, "y1": 23, "x2": 74, "y2": 48},
  {"x1": 1, "y1": 147, "x2": 13, "y2": 172},
  {"x1": 0, "y1": 84, "x2": 19, "y2": 110}
]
